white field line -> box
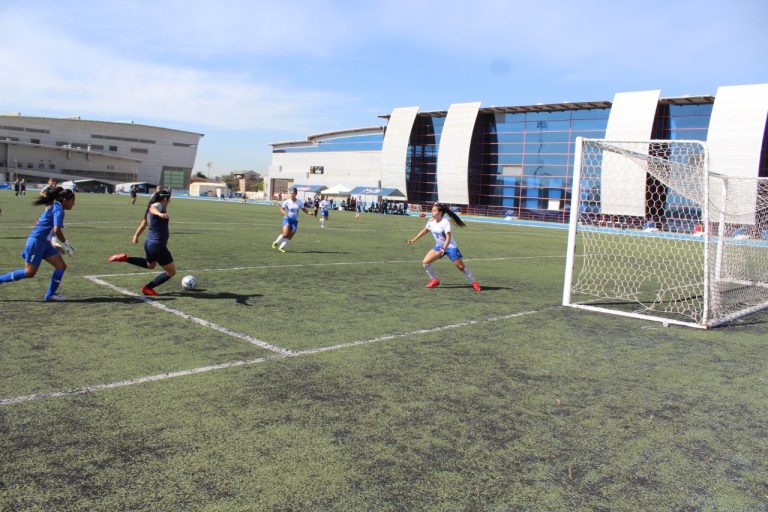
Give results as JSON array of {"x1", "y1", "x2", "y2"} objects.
[
  {"x1": 0, "y1": 305, "x2": 555, "y2": 406},
  {"x1": 89, "y1": 255, "x2": 565, "y2": 278},
  {"x1": 84, "y1": 276, "x2": 291, "y2": 356},
  {"x1": 293, "y1": 307, "x2": 555, "y2": 356},
  {"x1": 0, "y1": 357, "x2": 276, "y2": 405}
]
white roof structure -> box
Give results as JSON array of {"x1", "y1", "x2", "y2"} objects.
[{"x1": 321, "y1": 184, "x2": 352, "y2": 196}]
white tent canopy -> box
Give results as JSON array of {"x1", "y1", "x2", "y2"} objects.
[{"x1": 321, "y1": 184, "x2": 352, "y2": 196}]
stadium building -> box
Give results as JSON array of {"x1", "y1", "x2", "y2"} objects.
[
  {"x1": 0, "y1": 114, "x2": 203, "y2": 190},
  {"x1": 267, "y1": 83, "x2": 768, "y2": 220}
]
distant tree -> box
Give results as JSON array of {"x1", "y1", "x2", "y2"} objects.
[
  {"x1": 194, "y1": 171, "x2": 207, "y2": 179},
  {"x1": 221, "y1": 174, "x2": 239, "y2": 191}
]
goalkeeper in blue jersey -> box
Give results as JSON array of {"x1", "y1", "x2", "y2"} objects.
[
  {"x1": 0, "y1": 186, "x2": 76, "y2": 301},
  {"x1": 108, "y1": 189, "x2": 176, "y2": 296}
]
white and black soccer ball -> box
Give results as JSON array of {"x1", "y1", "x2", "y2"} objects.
[{"x1": 181, "y1": 275, "x2": 198, "y2": 290}]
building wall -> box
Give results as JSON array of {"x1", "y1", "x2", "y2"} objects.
[
  {"x1": 1, "y1": 142, "x2": 138, "y2": 184},
  {"x1": 0, "y1": 116, "x2": 203, "y2": 187},
  {"x1": 274, "y1": 84, "x2": 768, "y2": 221},
  {"x1": 267, "y1": 151, "x2": 383, "y2": 198}
]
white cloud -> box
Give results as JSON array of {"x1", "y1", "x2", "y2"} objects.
[{"x1": 0, "y1": 8, "x2": 357, "y2": 132}]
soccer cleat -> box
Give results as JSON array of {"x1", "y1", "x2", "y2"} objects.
[
  {"x1": 44, "y1": 293, "x2": 67, "y2": 302},
  {"x1": 472, "y1": 281, "x2": 482, "y2": 292},
  {"x1": 271, "y1": 242, "x2": 277, "y2": 249},
  {"x1": 277, "y1": 247, "x2": 286, "y2": 253},
  {"x1": 425, "y1": 278, "x2": 440, "y2": 288},
  {"x1": 141, "y1": 285, "x2": 158, "y2": 296},
  {"x1": 108, "y1": 253, "x2": 128, "y2": 262}
]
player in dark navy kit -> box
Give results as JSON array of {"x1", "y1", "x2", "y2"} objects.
[
  {"x1": 0, "y1": 186, "x2": 76, "y2": 301},
  {"x1": 108, "y1": 190, "x2": 176, "y2": 296}
]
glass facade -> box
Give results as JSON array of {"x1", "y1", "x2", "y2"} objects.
[
  {"x1": 274, "y1": 134, "x2": 384, "y2": 153},
  {"x1": 162, "y1": 167, "x2": 188, "y2": 189},
  {"x1": 406, "y1": 115, "x2": 444, "y2": 204},
  {"x1": 404, "y1": 101, "x2": 728, "y2": 220},
  {"x1": 405, "y1": 108, "x2": 611, "y2": 219},
  {"x1": 649, "y1": 102, "x2": 714, "y2": 226},
  {"x1": 271, "y1": 97, "x2": 768, "y2": 221},
  {"x1": 653, "y1": 103, "x2": 712, "y2": 141}
]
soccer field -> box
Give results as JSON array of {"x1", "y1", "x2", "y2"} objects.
[{"x1": 1, "y1": 191, "x2": 767, "y2": 510}]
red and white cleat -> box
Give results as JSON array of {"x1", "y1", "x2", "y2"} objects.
[
  {"x1": 425, "y1": 278, "x2": 441, "y2": 288},
  {"x1": 472, "y1": 281, "x2": 481, "y2": 292},
  {"x1": 108, "y1": 253, "x2": 128, "y2": 262}
]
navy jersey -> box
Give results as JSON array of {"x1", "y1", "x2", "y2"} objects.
[{"x1": 146, "y1": 202, "x2": 169, "y2": 245}]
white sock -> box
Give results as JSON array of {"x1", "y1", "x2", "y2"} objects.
[
  {"x1": 462, "y1": 267, "x2": 475, "y2": 283},
  {"x1": 279, "y1": 240, "x2": 290, "y2": 249},
  {"x1": 424, "y1": 264, "x2": 437, "y2": 279},
  {"x1": 274, "y1": 234, "x2": 284, "y2": 244}
]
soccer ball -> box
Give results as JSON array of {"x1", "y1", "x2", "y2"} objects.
[{"x1": 181, "y1": 275, "x2": 198, "y2": 290}]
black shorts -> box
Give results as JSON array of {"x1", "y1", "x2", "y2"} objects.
[{"x1": 145, "y1": 241, "x2": 173, "y2": 266}]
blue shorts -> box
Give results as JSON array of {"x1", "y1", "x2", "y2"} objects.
[
  {"x1": 433, "y1": 245, "x2": 463, "y2": 262},
  {"x1": 21, "y1": 238, "x2": 59, "y2": 267},
  {"x1": 283, "y1": 218, "x2": 299, "y2": 232},
  {"x1": 145, "y1": 241, "x2": 174, "y2": 266},
  {"x1": 321, "y1": 209, "x2": 329, "y2": 219}
]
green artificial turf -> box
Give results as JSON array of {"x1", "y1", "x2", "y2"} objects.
[{"x1": 1, "y1": 190, "x2": 767, "y2": 511}]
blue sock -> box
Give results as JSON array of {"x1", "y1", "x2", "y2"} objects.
[
  {"x1": 45, "y1": 268, "x2": 65, "y2": 298},
  {"x1": 0, "y1": 268, "x2": 27, "y2": 283}
]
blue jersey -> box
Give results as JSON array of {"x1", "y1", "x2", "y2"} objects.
[
  {"x1": 145, "y1": 202, "x2": 169, "y2": 246},
  {"x1": 29, "y1": 202, "x2": 65, "y2": 242}
]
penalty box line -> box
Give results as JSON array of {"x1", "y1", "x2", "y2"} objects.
[
  {"x1": 83, "y1": 276, "x2": 291, "y2": 356},
  {"x1": 0, "y1": 289, "x2": 559, "y2": 405}
]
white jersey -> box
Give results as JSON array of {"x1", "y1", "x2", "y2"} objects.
[
  {"x1": 426, "y1": 217, "x2": 457, "y2": 249},
  {"x1": 282, "y1": 198, "x2": 304, "y2": 220},
  {"x1": 319, "y1": 200, "x2": 330, "y2": 211}
]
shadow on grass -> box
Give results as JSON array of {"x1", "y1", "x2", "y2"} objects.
[
  {"x1": 434, "y1": 284, "x2": 510, "y2": 291},
  {"x1": 0, "y1": 296, "x2": 142, "y2": 304},
  {"x1": 290, "y1": 250, "x2": 350, "y2": 254},
  {"x1": 160, "y1": 289, "x2": 262, "y2": 306},
  {"x1": 1, "y1": 291, "x2": 262, "y2": 306}
]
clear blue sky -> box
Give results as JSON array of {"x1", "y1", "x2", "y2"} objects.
[{"x1": 1, "y1": 0, "x2": 766, "y2": 177}]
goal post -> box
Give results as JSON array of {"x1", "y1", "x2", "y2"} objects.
[{"x1": 563, "y1": 138, "x2": 768, "y2": 328}]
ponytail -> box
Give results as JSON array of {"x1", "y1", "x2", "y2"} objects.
[
  {"x1": 33, "y1": 186, "x2": 74, "y2": 206},
  {"x1": 434, "y1": 202, "x2": 466, "y2": 227},
  {"x1": 144, "y1": 189, "x2": 171, "y2": 217}
]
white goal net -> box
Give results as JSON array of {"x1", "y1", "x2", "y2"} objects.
[{"x1": 563, "y1": 138, "x2": 768, "y2": 328}]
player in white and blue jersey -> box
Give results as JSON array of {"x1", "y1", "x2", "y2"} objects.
[
  {"x1": 108, "y1": 190, "x2": 176, "y2": 296},
  {"x1": 272, "y1": 187, "x2": 310, "y2": 252},
  {"x1": 319, "y1": 197, "x2": 330, "y2": 228},
  {"x1": 407, "y1": 202, "x2": 481, "y2": 292},
  {"x1": 0, "y1": 187, "x2": 76, "y2": 301}
]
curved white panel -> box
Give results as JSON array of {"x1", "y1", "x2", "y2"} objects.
[
  {"x1": 381, "y1": 106, "x2": 418, "y2": 199},
  {"x1": 437, "y1": 102, "x2": 481, "y2": 205},
  {"x1": 707, "y1": 84, "x2": 768, "y2": 224},
  {"x1": 601, "y1": 90, "x2": 661, "y2": 216},
  {"x1": 708, "y1": 84, "x2": 768, "y2": 178}
]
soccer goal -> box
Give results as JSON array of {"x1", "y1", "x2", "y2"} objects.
[{"x1": 563, "y1": 138, "x2": 768, "y2": 328}]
